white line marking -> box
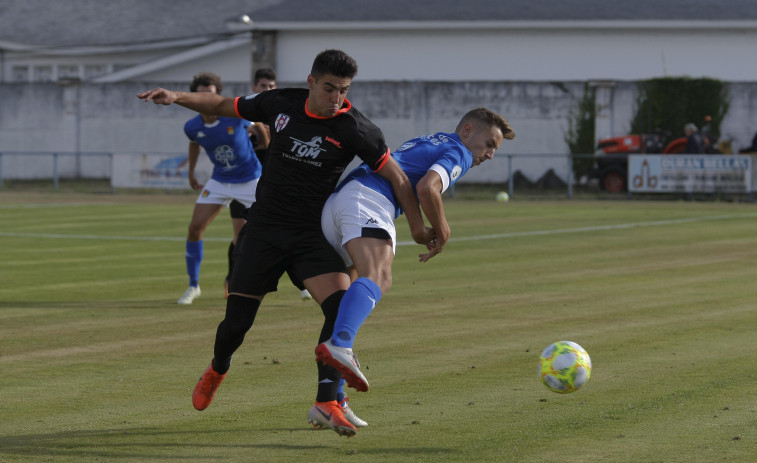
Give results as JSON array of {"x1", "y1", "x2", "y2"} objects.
[
  {"x1": 0, "y1": 202, "x2": 115, "y2": 209},
  {"x1": 396, "y1": 213, "x2": 757, "y2": 246},
  {"x1": 1, "y1": 213, "x2": 756, "y2": 244}
]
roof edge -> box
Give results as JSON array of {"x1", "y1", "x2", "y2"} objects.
[
  {"x1": 92, "y1": 35, "x2": 250, "y2": 83},
  {"x1": 227, "y1": 19, "x2": 757, "y2": 32}
]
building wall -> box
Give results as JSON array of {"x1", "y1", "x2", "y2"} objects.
[
  {"x1": 271, "y1": 26, "x2": 757, "y2": 83},
  {"x1": 1, "y1": 80, "x2": 756, "y2": 183}
]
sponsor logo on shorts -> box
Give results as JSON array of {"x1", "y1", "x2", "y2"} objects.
[
  {"x1": 365, "y1": 218, "x2": 379, "y2": 225},
  {"x1": 202, "y1": 189, "x2": 210, "y2": 197}
]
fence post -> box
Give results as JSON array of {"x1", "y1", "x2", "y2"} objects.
[
  {"x1": 53, "y1": 153, "x2": 59, "y2": 190},
  {"x1": 110, "y1": 152, "x2": 115, "y2": 193},
  {"x1": 567, "y1": 154, "x2": 574, "y2": 199},
  {"x1": 0, "y1": 152, "x2": 3, "y2": 189},
  {"x1": 507, "y1": 154, "x2": 514, "y2": 197}
]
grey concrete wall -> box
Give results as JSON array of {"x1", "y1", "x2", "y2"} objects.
[{"x1": 2, "y1": 80, "x2": 756, "y2": 183}]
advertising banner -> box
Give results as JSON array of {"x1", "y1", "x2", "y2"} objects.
[
  {"x1": 111, "y1": 153, "x2": 213, "y2": 189},
  {"x1": 628, "y1": 155, "x2": 752, "y2": 193}
]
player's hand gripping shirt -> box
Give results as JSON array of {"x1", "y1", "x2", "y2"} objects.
[
  {"x1": 338, "y1": 132, "x2": 473, "y2": 218},
  {"x1": 184, "y1": 116, "x2": 262, "y2": 183},
  {"x1": 234, "y1": 88, "x2": 389, "y2": 227}
]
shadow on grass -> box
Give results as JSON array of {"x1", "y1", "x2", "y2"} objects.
[
  {"x1": 0, "y1": 301, "x2": 165, "y2": 310},
  {"x1": 0, "y1": 427, "x2": 326, "y2": 460},
  {"x1": 0, "y1": 427, "x2": 453, "y2": 460},
  {"x1": 0, "y1": 300, "x2": 294, "y2": 310}
]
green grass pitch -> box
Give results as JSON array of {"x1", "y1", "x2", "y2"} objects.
[{"x1": 0, "y1": 191, "x2": 755, "y2": 462}]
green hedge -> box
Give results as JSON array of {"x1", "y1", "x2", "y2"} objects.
[{"x1": 631, "y1": 77, "x2": 730, "y2": 144}]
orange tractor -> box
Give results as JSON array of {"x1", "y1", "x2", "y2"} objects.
[{"x1": 589, "y1": 132, "x2": 689, "y2": 193}]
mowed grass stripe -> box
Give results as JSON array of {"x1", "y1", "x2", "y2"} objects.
[{"x1": 0, "y1": 194, "x2": 755, "y2": 462}]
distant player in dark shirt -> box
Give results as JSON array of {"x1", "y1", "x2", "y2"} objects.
[{"x1": 138, "y1": 49, "x2": 434, "y2": 437}]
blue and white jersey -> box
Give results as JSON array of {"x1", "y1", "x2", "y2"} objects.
[
  {"x1": 184, "y1": 115, "x2": 262, "y2": 183},
  {"x1": 338, "y1": 132, "x2": 472, "y2": 218}
]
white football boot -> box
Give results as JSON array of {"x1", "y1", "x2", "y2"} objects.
[
  {"x1": 340, "y1": 396, "x2": 368, "y2": 427},
  {"x1": 178, "y1": 286, "x2": 201, "y2": 305},
  {"x1": 315, "y1": 339, "x2": 369, "y2": 392}
]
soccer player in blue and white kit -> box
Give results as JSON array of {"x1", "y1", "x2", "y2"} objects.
[
  {"x1": 317, "y1": 108, "x2": 516, "y2": 396},
  {"x1": 178, "y1": 72, "x2": 262, "y2": 305}
]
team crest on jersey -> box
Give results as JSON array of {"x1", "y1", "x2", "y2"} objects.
[
  {"x1": 451, "y1": 165, "x2": 462, "y2": 181},
  {"x1": 227, "y1": 126, "x2": 235, "y2": 135},
  {"x1": 275, "y1": 114, "x2": 290, "y2": 132}
]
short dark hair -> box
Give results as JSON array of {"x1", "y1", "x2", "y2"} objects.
[
  {"x1": 254, "y1": 67, "x2": 276, "y2": 84},
  {"x1": 190, "y1": 72, "x2": 223, "y2": 94},
  {"x1": 310, "y1": 49, "x2": 358, "y2": 80},
  {"x1": 456, "y1": 107, "x2": 516, "y2": 140}
]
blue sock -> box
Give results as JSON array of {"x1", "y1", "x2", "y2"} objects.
[
  {"x1": 331, "y1": 277, "x2": 382, "y2": 348},
  {"x1": 336, "y1": 379, "x2": 346, "y2": 404},
  {"x1": 185, "y1": 240, "x2": 203, "y2": 287}
]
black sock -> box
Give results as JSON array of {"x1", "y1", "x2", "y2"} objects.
[
  {"x1": 213, "y1": 294, "x2": 260, "y2": 374},
  {"x1": 316, "y1": 290, "x2": 346, "y2": 402}
]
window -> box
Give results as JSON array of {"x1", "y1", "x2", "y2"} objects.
[
  {"x1": 112, "y1": 63, "x2": 132, "y2": 73},
  {"x1": 84, "y1": 64, "x2": 107, "y2": 80},
  {"x1": 34, "y1": 65, "x2": 54, "y2": 82},
  {"x1": 12, "y1": 66, "x2": 29, "y2": 82},
  {"x1": 58, "y1": 64, "x2": 80, "y2": 80}
]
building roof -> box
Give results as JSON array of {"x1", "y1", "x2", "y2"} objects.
[
  {"x1": 251, "y1": 0, "x2": 757, "y2": 22},
  {"x1": 2, "y1": 0, "x2": 757, "y2": 49}
]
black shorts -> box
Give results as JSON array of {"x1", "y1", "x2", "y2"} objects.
[
  {"x1": 229, "y1": 200, "x2": 247, "y2": 220},
  {"x1": 228, "y1": 223, "x2": 347, "y2": 296}
]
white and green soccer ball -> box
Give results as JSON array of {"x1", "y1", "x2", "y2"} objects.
[{"x1": 538, "y1": 341, "x2": 592, "y2": 393}]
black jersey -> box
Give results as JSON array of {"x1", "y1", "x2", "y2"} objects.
[{"x1": 234, "y1": 88, "x2": 389, "y2": 227}]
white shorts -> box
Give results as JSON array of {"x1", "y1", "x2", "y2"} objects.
[
  {"x1": 195, "y1": 178, "x2": 258, "y2": 208},
  {"x1": 321, "y1": 180, "x2": 397, "y2": 267}
]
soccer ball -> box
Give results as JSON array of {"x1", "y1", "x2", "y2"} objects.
[
  {"x1": 538, "y1": 341, "x2": 592, "y2": 393},
  {"x1": 496, "y1": 191, "x2": 509, "y2": 202}
]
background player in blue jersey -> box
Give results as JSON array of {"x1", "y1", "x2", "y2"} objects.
[
  {"x1": 138, "y1": 50, "x2": 433, "y2": 437},
  {"x1": 178, "y1": 72, "x2": 262, "y2": 305},
  {"x1": 317, "y1": 108, "x2": 515, "y2": 394}
]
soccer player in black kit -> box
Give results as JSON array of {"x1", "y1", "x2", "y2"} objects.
[{"x1": 138, "y1": 50, "x2": 435, "y2": 437}]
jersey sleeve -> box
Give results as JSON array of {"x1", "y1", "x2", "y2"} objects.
[
  {"x1": 234, "y1": 92, "x2": 268, "y2": 122},
  {"x1": 428, "y1": 146, "x2": 471, "y2": 193},
  {"x1": 183, "y1": 119, "x2": 196, "y2": 142},
  {"x1": 355, "y1": 122, "x2": 390, "y2": 172}
]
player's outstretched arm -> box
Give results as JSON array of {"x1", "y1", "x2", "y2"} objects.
[
  {"x1": 376, "y1": 157, "x2": 434, "y2": 246},
  {"x1": 137, "y1": 88, "x2": 238, "y2": 118},
  {"x1": 416, "y1": 170, "x2": 449, "y2": 262}
]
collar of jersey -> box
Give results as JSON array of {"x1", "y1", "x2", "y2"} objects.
[{"x1": 304, "y1": 98, "x2": 352, "y2": 119}]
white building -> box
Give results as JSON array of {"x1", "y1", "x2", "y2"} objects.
[
  {"x1": 2, "y1": 0, "x2": 756, "y2": 84},
  {"x1": 1, "y1": 0, "x2": 756, "y2": 185}
]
